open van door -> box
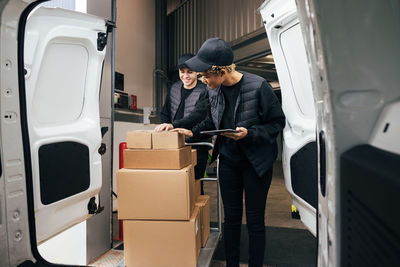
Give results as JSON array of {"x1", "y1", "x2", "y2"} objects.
[
  {"x1": 293, "y1": 0, "x2": 400, "y2": 266},
  {"x1": 24, "y1": 5, "x2": 108, "y2": 243},
  {"x1": 260, "y1": 0, "x2": 317, "y2": 235},
  {"x1": 0, "y1": 1, "x2": 109, "y2": 265},
  {"x1": 261, "y1": 0, "x2": 400, "y2": 265}
]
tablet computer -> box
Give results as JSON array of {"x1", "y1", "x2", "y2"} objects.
[{"x1": 200, "y1": 129, "x2": 239, "y2": 135}]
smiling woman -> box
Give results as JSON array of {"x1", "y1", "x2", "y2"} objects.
[{"x1": 186, "y1": 38, "x2": 286, "y2": 266}]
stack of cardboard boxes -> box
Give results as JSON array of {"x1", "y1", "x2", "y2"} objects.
[{"x1": 117, "y1": 130, "x2": 210, "y2": 267}]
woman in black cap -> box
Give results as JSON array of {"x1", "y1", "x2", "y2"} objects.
[
  {"x1": 155, "y1": 53, "x2": 211, "y2": 181},
  {"x1": 185, "y1": 38, "x2": 286, "y2": 267}
]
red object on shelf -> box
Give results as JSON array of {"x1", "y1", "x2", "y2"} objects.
[
  {"x1": 117, "y1": 142, "x2": 127, "y2": 241},
  {"x1": 129, "y1": 95, "x2": 137, "y2": 110}
]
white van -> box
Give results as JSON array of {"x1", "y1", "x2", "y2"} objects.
[
  {"x1": 260, "y1": 0, "x2": 400, "y2": 266},
  {"x1": 1, "y1": 0, "x2": 399, "y2": 266}
]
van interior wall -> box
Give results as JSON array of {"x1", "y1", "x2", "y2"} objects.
[
  {"x1": 116, "y1": 0, "x2": 155, "y2": 109},
  {"x1": 112, "y1": 122, "x2": 157, "y2": 211}
]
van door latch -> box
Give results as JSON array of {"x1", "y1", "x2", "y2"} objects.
[
  {"x1": 98, "y1": 143, "x2": 106, "y2": 155},
  {"x1": 88, "y1": 197, "x2": 104, "y2": 214},
  {"x1": 97, "y1": 32, "x2": 107, "y2": 51},
  {"x1": 97, "y1": 20, "x2": 116, "y2": 51}
]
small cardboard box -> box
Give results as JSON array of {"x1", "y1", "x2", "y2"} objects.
[
  {"x1": 152, "y1": 131, "x2": 185, "y2": 149},
  {"x1": 191, "y1": 149, "x2": 197, "y2": 166},
  {"x1": 195, "y1": 195, "x2": 210, "y2": 247},
  {"x1": 117, "y1": 165, "x2": 195, "y2": 220},
  {"x1": 123, "y1": 206, "x2": 201, "y2": 267},
  {"x1": 195, "y1": 179, "x2": 201, "y2": 199},
  {"x1": 126, "y1": 130, "x2": 152, "y2": 149},
  {"x1": 123, "y1": 146, "x2": 191, "y2": 169}
]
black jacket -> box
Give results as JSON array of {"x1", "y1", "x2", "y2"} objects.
[
  {"x1": 192, "y1": 72, "x2": 286, "y2": 177},
  {"x1": 160, "y1": 80, "x2": 211, "y2": 144}
]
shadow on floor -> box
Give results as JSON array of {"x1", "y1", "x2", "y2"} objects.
[{"x1": 212, "y1": 225, "x2": 317, "y2": 267}]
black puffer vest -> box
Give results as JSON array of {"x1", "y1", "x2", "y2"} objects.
[
  {"x1": 170, "y1": 81, "x2": 206, "y2": 120},
  {"x1": 208, "y1": 71, "x2": 262, "y2": 129},
  {"x1": 209, "y1": 71, "x2": 278, "y2": 176}
]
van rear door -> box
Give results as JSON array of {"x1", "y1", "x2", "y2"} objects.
[
  {"x1": 23, "y1": 6, "x2": 107, "y2": 243},
  {"x1": 260, "y1": 0, "x2": 317, "y2": 235},
  {"x1": 294, "y1": 0, "x2": 400, "y2": 265},
  {"x1": 1, "y1": 1, "x2": 110, "y2": 264}
]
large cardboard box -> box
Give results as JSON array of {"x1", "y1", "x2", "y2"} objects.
[
  {"x1": 152, "y1": 131, "x2": 185, "y2": 149},
  {"x1": 191, "y1": 149, "x2": 197, "y2": 166},
  {"x1": 123, "y1": 146, "x2": 191, "y2": 169},
  {"x1": 126, "y1": 130, "x2": 152, "y2": 149},
  {"x1": 124, "y1": 206, "x2": 201, "y2": 267},
  {"x1": 195, "y1": 195, "x2": 210, "y2": 247},
  {"x1": 117, "y1": 165, "x2": 196, "y2": 220}
]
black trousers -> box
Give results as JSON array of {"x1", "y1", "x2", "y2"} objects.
[{"x1": 219, "y1": 156, "x2": 273, "y2": 267}]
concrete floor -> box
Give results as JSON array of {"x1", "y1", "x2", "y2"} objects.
[{"x1": 206, "y1": 160, "x2": 306, "y2": 267}]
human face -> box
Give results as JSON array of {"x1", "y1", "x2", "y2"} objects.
[
  {"x1": 199, "y1": 71, "x2": 224, "y2": 89},
  {"x1": 179, "y1": 67, "x2": 197, "y2": 89}
]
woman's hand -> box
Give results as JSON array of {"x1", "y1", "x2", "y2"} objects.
[
  {"x1": 222, "y1": 127, "x2": 247, "y2": 140},
  {"x1": 154, "y1": 123, "x2": 174, "y2": 132},
  {"x1": 170, "y1": 128, "x2": 193, "y2": 137}
]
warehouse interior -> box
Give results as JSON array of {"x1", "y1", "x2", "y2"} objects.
[{"x1": 27, "y1": 0, "x2": 316, "y2": 266}]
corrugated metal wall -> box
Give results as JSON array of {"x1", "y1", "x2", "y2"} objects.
[{"x1": 168, "y1": 0, "x2": 265, "y2": 71}]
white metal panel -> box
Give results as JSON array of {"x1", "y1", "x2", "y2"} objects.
[
  {"x1": 24, "y1": 6, "x2": 106, "y2": 243},
  {"x1": 260, "y1": 0, "x2": 316, "y2": 235},
  {"x1": 294, "y1": 0, "x2": 400, "y2": 266},
  {"x1": 37, "y1": 221, "x2": 87, "y2": 265},
  {"x1": 0, "y1": 0, "x2": 34, "y2": 264},
  {"x1": 31, "y1": 43, "x2": 88, "y2": 123},
  {"x1": 369, "y1": 101, "x2": 400, "y2": 155},
  {"x1": 280, "y1": 26, "x2": 315, "y2": 117}
]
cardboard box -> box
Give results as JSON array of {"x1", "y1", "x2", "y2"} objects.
[
  {"x1": 117, "y1": 165, "x2": 195, "y2": 220},
  {"x1": 191, "y1": 149, "x2": 197, "y2": 166},
  {"x1": 123, "y1": 146, "x2": 191, "y2": 169},
  {"x1": 195, "y1": 195, "x2": 210, "y2": 247},
  {"x1": 152, "y1": 131, "x2": 185, "y2": 149},
  {"x1": 126, "y1": 130, "x2": 152, "y2": 149},
  {"x1": 195, "y1": 179, "x2": 201, "y2": 199},
  {"x1": 123, "y1": 206, "x2": 201, "y2": 267}
]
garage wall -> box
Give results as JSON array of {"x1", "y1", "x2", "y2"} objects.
[{"x1": 116, "y1": 0, "x2": 155, "y2": 109}]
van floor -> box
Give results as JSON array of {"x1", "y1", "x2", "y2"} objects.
[{"x1": 90, "y1": 161, "x2": 316, "y2": 267}]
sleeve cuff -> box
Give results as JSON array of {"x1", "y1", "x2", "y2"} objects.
[{"x1": 238, "y1": 129, "x2": 253, "y2": 145}]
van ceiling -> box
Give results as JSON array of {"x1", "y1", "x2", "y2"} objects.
[{"x1": 236, "y1": 54, "x2": 278, "y2": 83}]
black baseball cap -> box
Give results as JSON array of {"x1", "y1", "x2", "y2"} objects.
[
  {"x1": 177, "y1": 53, "x2": 195, "y2": 69},
  {"x1": 185, "y1": 38, "x2": 234, "y2": 72}
]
